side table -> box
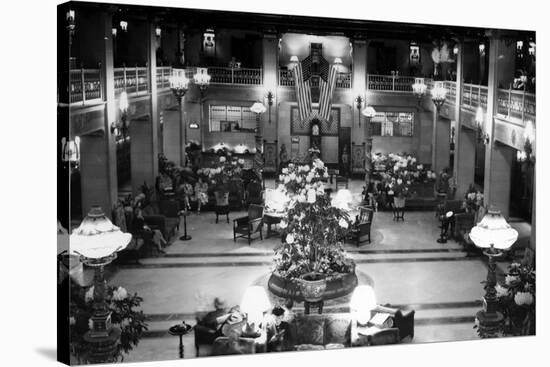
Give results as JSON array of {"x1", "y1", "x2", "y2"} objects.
[{"x1": 169, "y1": 322, "x2": 193, "y2": 359}]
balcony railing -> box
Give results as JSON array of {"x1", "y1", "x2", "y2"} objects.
[
  {"x1": 462, "y1": 83, "x2": 488, "y2": 109},
  {"x1": 156, "y1": 66, "x2": 172, "y2": 90},
  {"x1": 278, "y1": 69, "x2": 352, "y2": 89},
  {"x1": 114, "y1": 66, "x2": 149, "y2": 95},
  {"x1": 206, "y1": 66, "x2": 263, "y2": 85},
  {"x1": 69, "y1": 68, "x2": 102, "y2": 104},
  {"x1": 367, "y1": 74, "x2": 416, "y2": 92},
  {"x1": 497, "y1": 88, "x2": 536, "y2": 121}
]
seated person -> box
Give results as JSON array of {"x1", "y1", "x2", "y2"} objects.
[
  {"x1": 194, "y1": 177, "x2": 209, "y2": 213},
  {"x1": 133, "y1": 202, "x2": 166, "y2": 254},
  {"x1": 201, "y1": 297, "x2": 244, "y2": 335}
]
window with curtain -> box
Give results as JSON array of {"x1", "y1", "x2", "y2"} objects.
[
  {"x1": 209, "y1": 105, "x2": 257, "y2": 132},
  {"x1": 370, "y1": 111, "x2": 414, "y2": 137}
]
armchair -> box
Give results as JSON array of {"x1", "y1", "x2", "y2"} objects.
[
  {"x1": 372, "y1": 305, "x2": 415, "y2": 341},
  {"x1": 368, "y1": 328, "x2": 400, "y2": 345},
  {"x1": 350, "y1": 206, "x2": 374, "y2": 246},
  {"x1": 194, "y1": 311, "x2": 223, "y2": 356},
  {"x1": 233, "y1": 204, "x2": 264, "y2": 245},
  {"x1": 244, "y1": 179, "x2": 264, "y2": 207}
]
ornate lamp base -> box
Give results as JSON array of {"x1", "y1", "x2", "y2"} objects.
[
  {"x1": 83, "y1": 326, "x2": 121, "y2": 363},
  {"x1": 476, "y1": 309, "x2": 504, "y2": 338}
]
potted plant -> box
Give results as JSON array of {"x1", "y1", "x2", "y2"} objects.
[
  {"x1": 271, "y1": 158, "x2": 355, "y2": 301},
  {"x1": 69, "y1": 282, "x2": 148, "y2": 363}
]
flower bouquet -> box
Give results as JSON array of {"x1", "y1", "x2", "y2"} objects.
[
  {"x1": 494, "y1": 263, "x2": 536, "y2": 336},
  {"x1": 273, "y1": 158, "x2": 355, "y2": 281},
  {"x1": 206, "y1": 154, "x2": 244, "y2": 192},
  {"x1": 69, "y1": 282, "x2": 148, "y2": 363}
]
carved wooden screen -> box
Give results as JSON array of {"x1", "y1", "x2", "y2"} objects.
[{"x1": 351, "y1": 143, "x2": 366, "y2": 175}]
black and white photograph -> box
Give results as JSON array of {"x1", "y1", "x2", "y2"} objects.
[{"x1": 6, "y1": 0, "x2": 546, "y2": 366}]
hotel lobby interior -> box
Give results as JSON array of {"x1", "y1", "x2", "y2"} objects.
[{"x1": 57, "y1": 1, "x2": 537, "y2": 365}]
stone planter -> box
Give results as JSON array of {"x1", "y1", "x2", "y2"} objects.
[
  {"x1": 297, "y1": 273, "x2": 327, "y2": 302},
  {"x1": 267, "y1": 270, "x2": 358, "y2": 302}
]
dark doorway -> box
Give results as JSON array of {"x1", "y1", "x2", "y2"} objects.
[
  {"x1": 338, "y1": 127, "x2": 351, "y2": 177},
  {"x1": 117, "y1": 135, "x2": 131, "y2": 189},
  {"x1": 474, "y1": 139, "x2": 485, "y2": 188},
  {"x1": 509, "y1": 156, "x2": 534, "y2": 222}
]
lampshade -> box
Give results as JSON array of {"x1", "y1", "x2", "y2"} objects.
[
  {"x1": 350, "y1": 285, "x2": 377, "y2": 325},
  {"x1": 331, "y1": 189, "x2": 354, "y2": 211},
  {"x1": 469, "y1": 210, "x2": 518, "y2": 250},
  {"x1": 289, "y1": 55, "x2": 299, "y2": 63},
  {"x1": 265, "y1": 188, "x2": 289, "y2": 213},
  {"x1": 241, "y1": 286, "x2": 271, "y2": 329},
  {"x1": 475, "y1": 106, "x2": 484, "y2": 125},
  {"x1": 250, "y1": 102, "x2": 267, "y2": 114},
  {"x1": 119, "y1": 91, "x2": 129, "y2": 112},
  {"x1": 70, "y1": 206, "x2": 132, "y2": 259},
  {"x1": 361, "y1": 106, "x2": 377, "y2": 118}
]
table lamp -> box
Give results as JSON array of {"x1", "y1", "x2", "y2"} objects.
[{"x1": 350, "y1": 285, "x2": 377, "y2": 326}]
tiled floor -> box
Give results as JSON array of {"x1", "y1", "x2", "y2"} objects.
[{"x1": 89, "y1": 178, "x2": 528, "y2": 363}]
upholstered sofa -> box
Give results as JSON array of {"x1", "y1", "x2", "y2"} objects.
[{"x1": 285, "y1": 313, "x2": 353, "y2": 351}]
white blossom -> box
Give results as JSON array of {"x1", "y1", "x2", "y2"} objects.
[
  {"x1": 112, "y1": 286, "x2": 128, "y2": 301},
  {"x1": 286, "y1": 233, "x2": 295, "y2": 244},
  {"x1": 514, "y1": 291, "x2": 534, "y2": 306},
  {"x1": 339, "y1": 218, "x2": 348, "y2": 229}
]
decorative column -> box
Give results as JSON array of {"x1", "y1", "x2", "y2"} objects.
[
  {"x1": 251, "y1": 102, "x2": 267, "y2": 182},
  {"x1": 262, "y1": 32, "x2": 278, "y2": 141},
  {"x1": 80, "y1": 9, "x2": 118, "y2": 216},
  {"x1": 362, "y1": 106, "x2": 376, "y2": 183},
  {"x1": 147, "y1": 21, "x2": 160, "y2": 178}
]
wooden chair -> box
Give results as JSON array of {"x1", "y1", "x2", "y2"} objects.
[
  {"x1": 335, "y1": 176, "x2": 348, "y2": 191},
  {"x1": 244, "y1": 180, "x2": 264, "y2": 207},
  {"x1": 233, "y1": 204, "x2": 264, "y2": 245},
  {"x1": 373, "y1": 305, "x2": 415, "y2": 341},
  {"x1": 350, "y1": 206, "x2": 374, "y2": 246}
]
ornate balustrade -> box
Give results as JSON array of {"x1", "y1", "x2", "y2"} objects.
[
  {"x1": 156, "y1": 66, "x2": 172, "y2": 90},
  {"x1": 462, "y1": 83, "x2": 488, "y2": 109},
  {"x1": 114, "y1": 66, "x2": 149, "y2": 95},
  {"x1": 497, "y1": 88, "x2": 536, "y2": 121},
  {"x1": 367, "y1": 74, "x2": 416, "y2": 92},
  {"x1": 69, "y1": 68, "x2": 102, "y2": 104},
  {"x1": 206, "y1": 66, "x2": 263, "y2": 85}
]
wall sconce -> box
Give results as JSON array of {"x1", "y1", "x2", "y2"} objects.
[
  {"x1": 66, "y1": 9, "x2": 75, "y2": 32},
  {"x1": 189, "y1": 121, "x2": 199, "y2": 129},
  {"x1": 61, "y1": 136, "x2": 80, "y2": 163},
  {"x1": 475, "y1": 106, "x2": 490, "y2": 144},
  {"x1": 528, "y1": 41, "x2": 536, "y2": 56},
  {"x1": 111, "y1": 27, "x2": 118, "y2": 37},
  {"x1": 453, "y1": 46, "x2": 459, "y2": 56},
  {"x1": 523, "y1": 120, "x2": 535, "y2": 159},
  {"x1": 155, "y1": 26, "x2": 162, "y2": 38},
  {"x1": 112, "y1": 91, "x2": 129, "y2": 136},
  {"x1": 516, "y1": 40, "x2": 524, "y2": 54},
  {"x1": 265, "y1": 91, "x2": 274, "y2": 124},
  {"x1": 355, "y1": 95, "x2": 363, "y2": 127},
  {"x1": 120, "y1": 20, "x2": 128, "y2": 32},
  {"x1": 478, "y1": 43, "x2": 486, "y2": 56}
]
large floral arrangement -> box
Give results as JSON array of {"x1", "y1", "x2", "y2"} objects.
[
  {"x1": 272, "y1": 158, "x2": 355, "y2": 280},
  {"x1": 473, "y1": 263, "x2": 535, "y2": 338},
  {"x1": 373, "y1": 152, "x2": 436, "y2": 197},
  {"x1": 69, "y1": 282, "x2": 148, "y2": 363},
  {"x1": 201, "y1": 154, "x2": 245, "y2": 191},
  {"x1": 495, "y1": 263, "x2": 535, "y2": 336}
]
